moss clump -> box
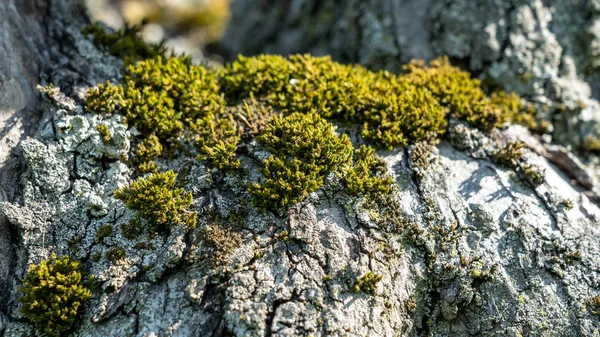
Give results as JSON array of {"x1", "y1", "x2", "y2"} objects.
[
  {"x1": 493, "y1": 141, "x2": 544, "y2": 187},
  {"x1": 104, "y1": 247, "x2": 126, "y2": 264},
  {"x1": 343, "y1": 145, "x2": 393, "y2": 196},
  {"x1": 221, "y1": 54, "x2": 532, "y2": 149},
  {"x1": 132, "y1": 134, "x2": 163, "y2": 173},
  {"x1": 85, "y1": 56, "x2": 235, "y2": 172},
  {"x1": 403, "y1": 58, "x2": 535, "y2": 131},
  {"x1": 351, "y1": 271, "x2": 383, "y2": 294},
  {"x1": 96, "y1": 225, "x2": 113, "y2": 243},
  {"x1": 95, "y1": 124, "x2": 111, "y2": 143},
  {"x1": 248, "y1": 112, "x2": 353, "y2": 210},
  {"x1": 114, "y1": 170, "x2": 197, "y2": 233},
  {"x1": 82, "y1": 22, "x2": 166, "y2": 62},
  {"x1": 18, "y1": 254, "x2": 93, "y2": 337},
  {"x1": 121, "y1": 218, "x2": 144, "y2": 240},
  {"x1": 221, "y1": 54, "x2": 446, "y2": 149},
  {"x1": 583, "y1": 135, "x2": 600, "y2": 152},
  {"x1": 85, "y1": 82, "x2": 124, "y2": 116}
]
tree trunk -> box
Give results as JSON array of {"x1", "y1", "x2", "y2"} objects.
[{"x1": 1, "y1": 1, "x2": 600, "y2": 336}]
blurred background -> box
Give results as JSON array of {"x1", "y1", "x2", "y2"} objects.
[{"x1": 85, "y1": 0, "x2": 231, "y2": 62}]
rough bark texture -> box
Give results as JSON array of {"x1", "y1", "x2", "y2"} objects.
[{"x1": 2, "y1": 1, "x2": 600, "y2": 337}]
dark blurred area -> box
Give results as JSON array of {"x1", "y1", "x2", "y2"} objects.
[{"x1": 85, "y1": 0, "x2": 230, "y2": 62}]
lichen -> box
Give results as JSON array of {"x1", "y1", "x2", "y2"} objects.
[
  {"x1": 18, "y1": 254, "x2": 93, "y2": 337},
  {"x1": 114, "y1": 170, "x2": 197, "y2": 233}
]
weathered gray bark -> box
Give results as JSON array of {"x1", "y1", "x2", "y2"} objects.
[{"x1": 0, "y1": 0, "x2": 121, "y2": 329}]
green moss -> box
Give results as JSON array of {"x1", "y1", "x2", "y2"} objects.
[
  {"x1": 114, "y1": 170, "x2": 197, "y2": 233},
  {"x1": 194, "y1": 114, "x2": 241, "y2": 170},
  {"x1": 248, "y1": 112, "x2": 353, "y2": 210},
  {"x1": 343, "y1": 145, "x2": 393, "y2": 196},
  {"x1": 91, "y1": 251, "x2": 102, "y2": 262},
  {"x1": 403, "y1": 58, "x2": 535, "y2": 131},
  {"x1": 104, "y1": 247, "x2": 126, "y2": 264},
  {"x1": 583, "y1": 135, "x2": 600, "y2": 152},
  {"x1": 95, "y1": 225, "x2": 113, "y2": 243},
  {"x1": 222, "y1": 54, "x2": 447, "y2": 149},
  {"x1": 221, "y1": 54, "x2": 532, "y2": 149},
  {"x1": 493, "y1": 141, "x2": 544, "y2": 187},
  {"x1": 82, "y1": 22, "x2": 166, "y2": 62},
  {"x1": 18, "y1": 254, "x2": 93, "y2": 337},
  {"x1": 85, "y1": 56, "x2": 226, "y2": 172},
  {"x1": 493, "y1": 141, "x2": 525, "y2": 167},
  {"x1": 588, "y1": 296, "x2": 600, "y2": 316},
  {"x1": 351, "y1": 271, "x2": 383, "y2": 294},
  {"x1": 85, "y1": 81, "x2": 124, "y2": 116},
  {"x1": 523, "y1": 163, "x2": 544, "y2": 186},
  {"x1": 96, "y1": 124, "x2": 112, "y2": 143},
  {"x1": 132, "y1": 134, "x2": 163, "y2": 173}
]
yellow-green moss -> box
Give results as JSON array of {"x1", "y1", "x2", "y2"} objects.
[
  {"x1": 351, "y1": 271, "x2": 383, "y2": 294},
  {"x1": 343, "y1": 145, "x2": 393, "y2": 196},
  {"x1": 95, "y1": 124, "x2": 111, "y2": 143},
  {"x1": 82, "y1": 22, "x2": 166, "y2": 62},
  {"x1": 194, "y1": 114, "x2": 241, "y2": 170},
  {"x1": 221, "y1": 54, "x2": 447, "y2": 149},
  {"x1": 114, "y1": 170, "x2": 197, "y2": 233},
  {"x1": 85, "y1": 56, "x2": 229, "y2": 171},
  {"x1": 221, "y1": 54, "x2": 533, "y2": 149},
  {"x1": 248, "y1": 112, "x2": 354, "y2": 210},
  {"x1": 18, "y1": 254, "x2": 93, "y2": 337},
  {"x1": 403, "y1": 58, "x2": 535, "y2": 131}
]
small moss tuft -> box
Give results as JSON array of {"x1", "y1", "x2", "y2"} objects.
[
  {"x1": 351, "y1": 271, "x2": 383, "y2": 294},
  {"x1": 18, "y1": 254, "x2": 93, "y2": 337},
  {"x1": 114, "y1": 170, "x2": 197, "y2": 233},
  {"x1": 493, "y1": 141, "x2": 525, "y2": 167},
  {"x1": 96, "y1": 225, "x2": 114, "y2": 243},
  {"x1": 104, "y1": 247, "x2": 127, "y2": 264},
  {"x1": 95, "y1": 124, "x2": 112, "y2": 143},
  {"x1": 199, "y1": 224, "x2": 243, "y2": 267}
]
